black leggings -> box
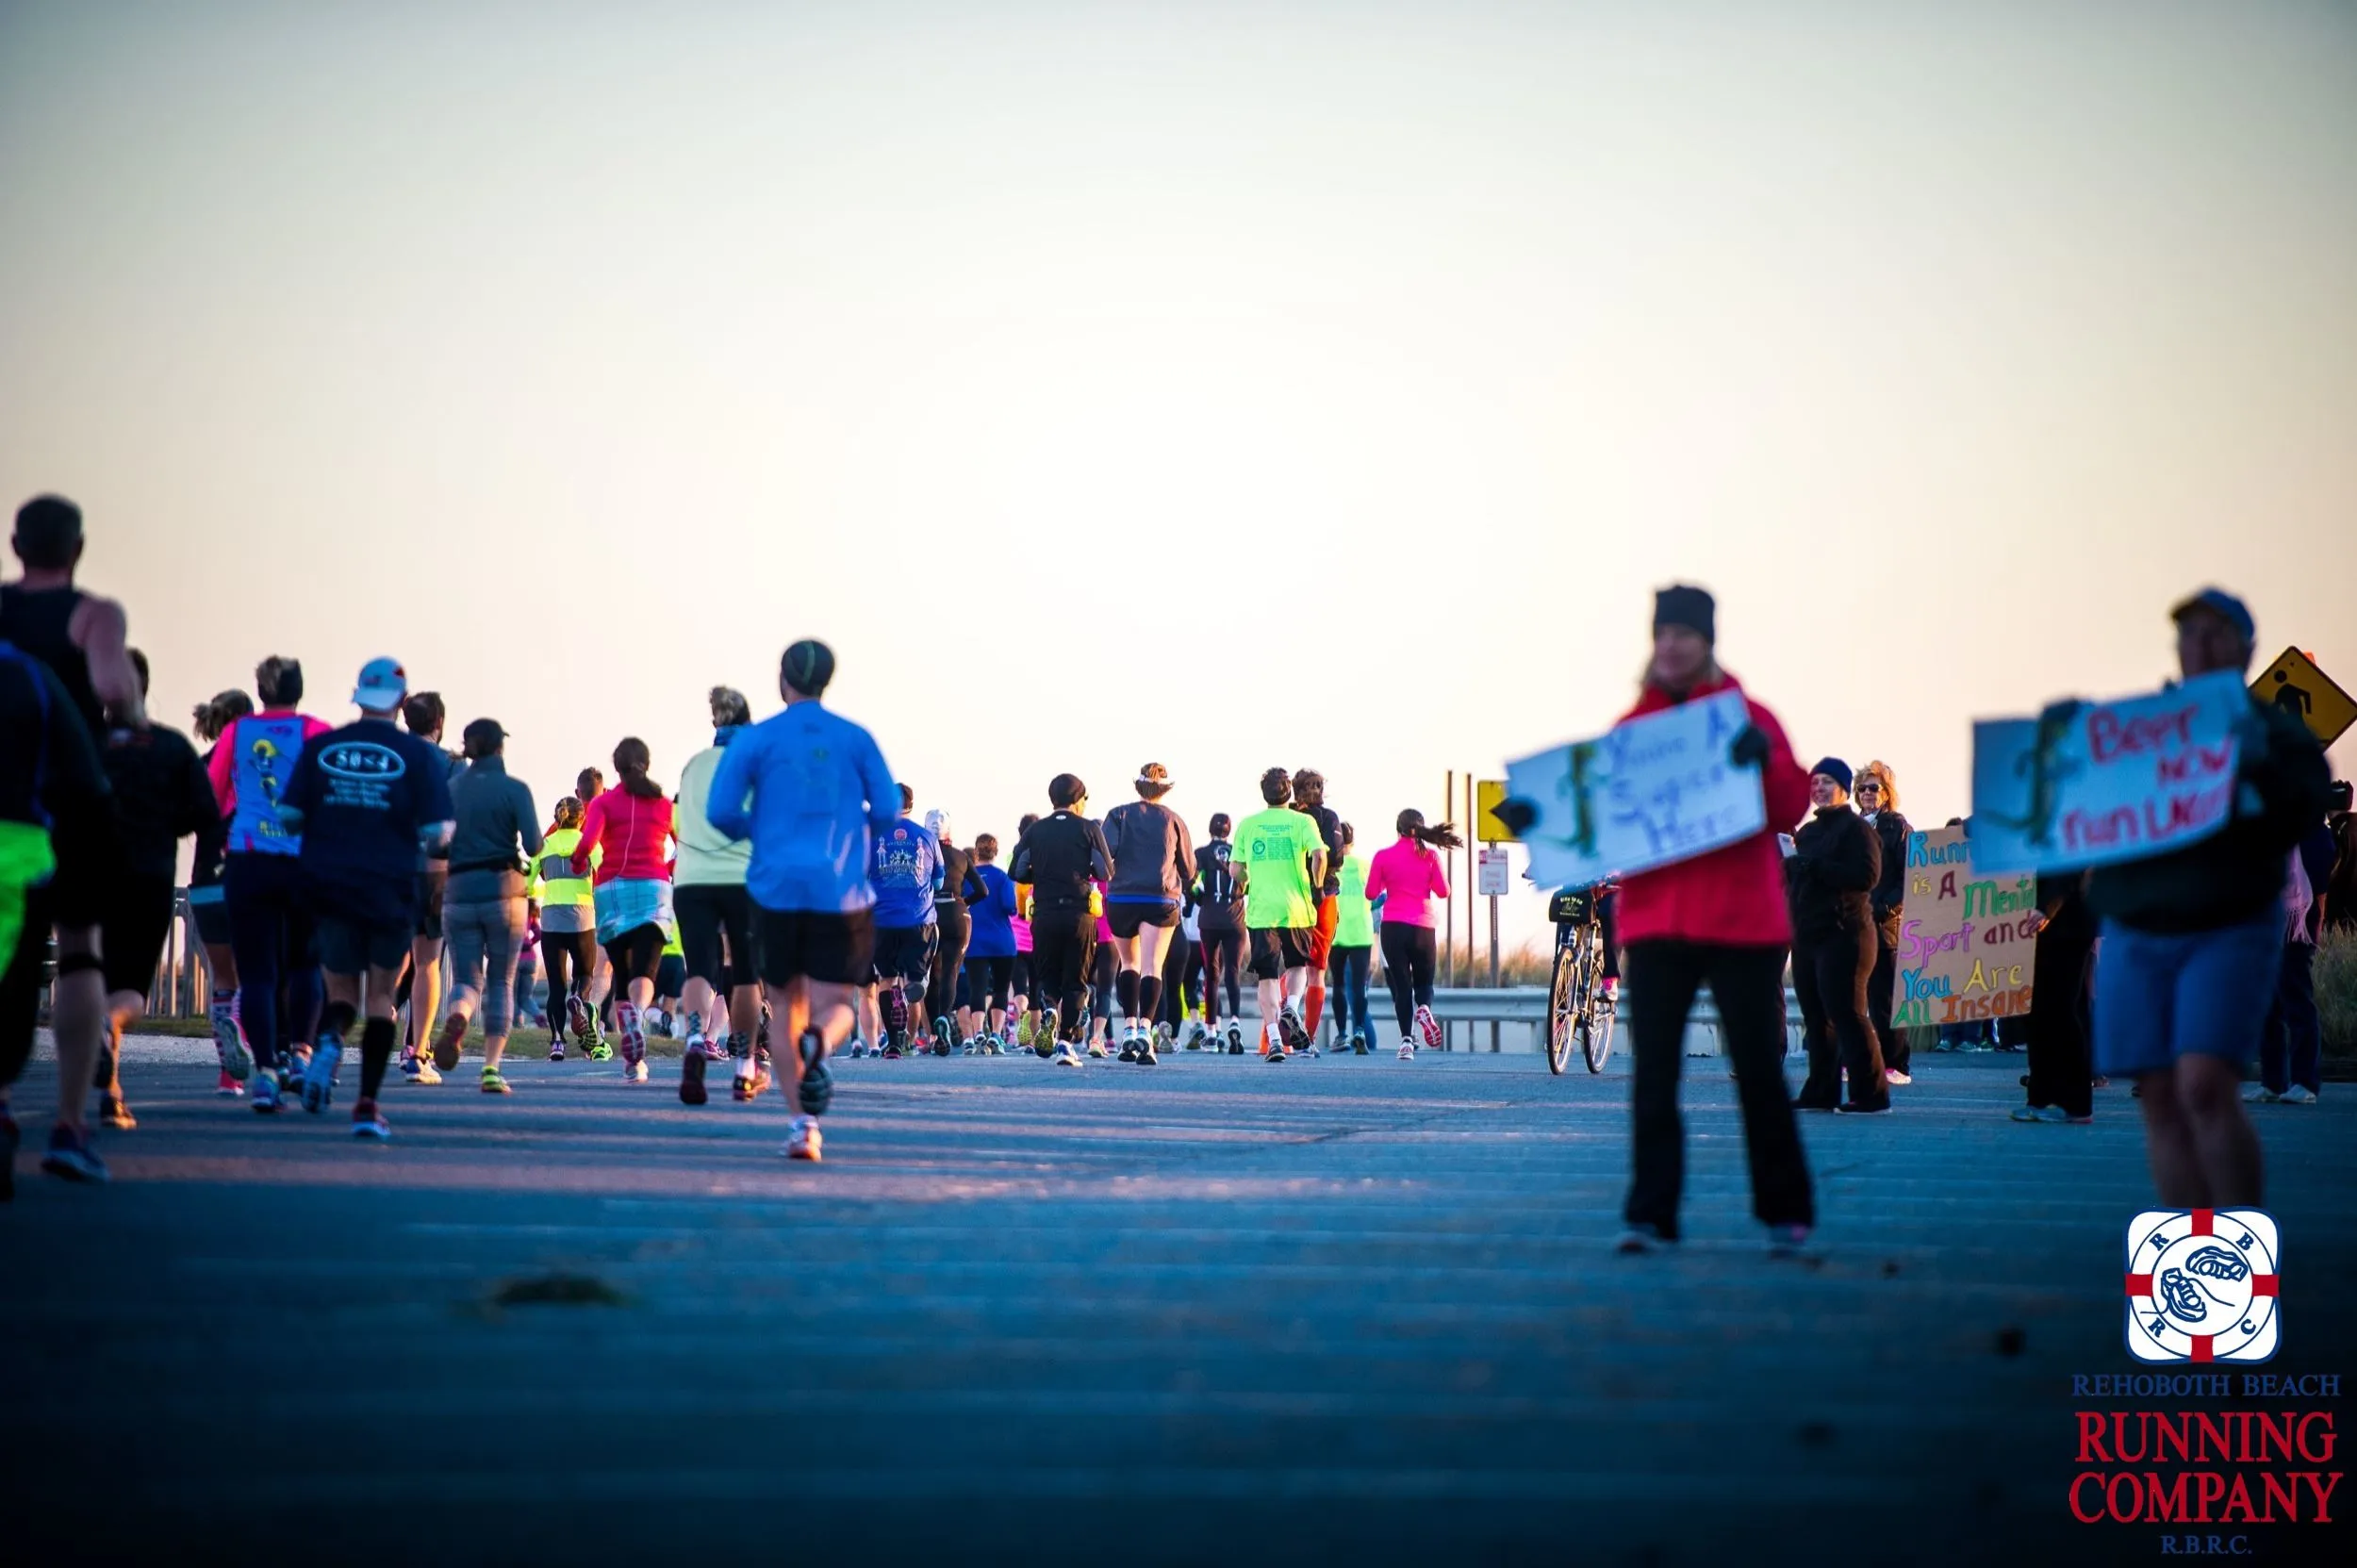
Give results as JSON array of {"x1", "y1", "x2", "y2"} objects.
[
  {"x1": 1792, "y1": 925, "x2": 1885, "y2": 1106},
  {"x1": 1030, "y1": 910, "x2": 1095, "y2": 1043},
  {"x1": 930, "y1": 913, "x2": 970, "y2": 1022},
  {"x1": 542, "y1": 929, "x2": 596, "y2": 1003},
  {"x1": 1199, "y1": 927, "x2": 1244, "y2": 1023},
  {"x1": 1379, "y1": 922, "x2": 1437, "y2": 1040},
  {"x1": 603, "y1": 923, "x2": 666, "y2": 987}
]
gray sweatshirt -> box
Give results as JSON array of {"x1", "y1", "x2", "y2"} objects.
[{"x1": 445, "y1": 755, "x2": 545, "y2": 902}]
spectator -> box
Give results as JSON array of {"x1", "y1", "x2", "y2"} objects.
[
  {"x1": 2012, "y1": 870, "x2": 2097, "y2": 1123},
  {"x1": 1853, "y1": 761, "x2": 1913, "y2": 1084},
  {"x1": 1788, "y1": 758, "x2": 1889, "y2": 1114},
  {"x1": 2250, "y1": 805, "x2": 2337, "y2": 1104}
]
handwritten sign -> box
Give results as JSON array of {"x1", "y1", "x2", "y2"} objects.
[
  {"x1": 1891, "y1": 825, "x2": 2036, "y2": 1027},
  {"x1": 1506, "y1": 688, "x2": 1766, "y2": 887},
  {"x1": 1970, "y1": 670, "x2": 2248, "y2": 875}
]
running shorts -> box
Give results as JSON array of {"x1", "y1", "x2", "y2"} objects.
[
  {"x1": 1106, "y1": 900, "x2": 1178, "y2": 940},
  {"x1": 1248, "y1": 926, "x2": 1315, "y2": 981},
  {"x1": 675, "y1": 883, "x2": 755, "y2": 990},
  {"x1": 654, "y1": 951, "x2": 687, "y2": 1001},
  {"x1": 317, "y1": 913, "x2": 414, "y2": 976},
  {"x1": 754, "y1": 907, "x2": 876, "y2": 989},
  {"x1": 1012, "y1": 953, "x2": 1032, "y2": 999},
  {"x1": 873, "y1": 922, "x2": 938, "y2": 985},
  {"x1": 1307, "y1": 895, "x2": 1340, "y2": 970},
  {"x1": 413, "y1": 870, "x2": 446, "y2": 942},
  {"x1": 100, "y1": 873, "x2": 178, "y2": 998},
  {"x1": 964, "y1": 955, "x2": 1016, "y2": 1011}
]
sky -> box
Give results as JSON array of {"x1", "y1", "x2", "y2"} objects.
[{"x1": 4, "y1": 0, "x2": 2353, "y2": 954}]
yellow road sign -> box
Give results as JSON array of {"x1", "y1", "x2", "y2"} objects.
[
  {"x1": 2251, "y1": 647, "x2": 2356, "y2": 748},
  {"x1": 1475, "y1": 779, "x2": 1516, "y2": 843}
]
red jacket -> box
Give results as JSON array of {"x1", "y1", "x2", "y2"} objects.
[
  {"x1": 1612, "y1": 670, "x2": 1810, "y2": 949},
  {"x1": 573, "y1": 788, "x2": 675, "y2": 885}
]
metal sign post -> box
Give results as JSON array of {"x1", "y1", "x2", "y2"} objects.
[{"x1": 1477, "y1": 834, "x2": 1509, "y2": 1052}]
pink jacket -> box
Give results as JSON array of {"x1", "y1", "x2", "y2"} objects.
[
  {"x1": 573, "y1": 788, "x2": 675, "y2": 884},
  {"x1": 1364, "y1": 839, "x2": 1449, "y2": 927}
]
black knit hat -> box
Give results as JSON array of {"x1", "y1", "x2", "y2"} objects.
[
  {"x1": 1654, "y1": 584, "x2": 1717, "y2": 644},
  {"x1": 781, "y1": 638, "x2": 835, "y2": 697}
]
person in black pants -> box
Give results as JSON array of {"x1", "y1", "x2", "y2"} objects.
[
  {"x1": 924, "y1": 810, "x2": 979, "y2": 1052},
  {"x1": 1192, "y1": 813, "x2": 1249, "y2": 1052},
  {"x1": 1853, "y1": 761, "x2": 1913, "y2": 1083},
  {"x1": 2015, "y1": 871, "x2": 2097, "y2": 1122},
  {"x1": 1008, "y1": 774, "x2": 1112, "y2": 1065},
  {"x1": 1788, "y1": 758, "x2": 1889, "y2": 1114}
]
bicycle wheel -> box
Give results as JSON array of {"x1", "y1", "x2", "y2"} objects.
[
  {"x1": 1546, "y1": 932, "x2": 1582, "y2": 1075},
  {"x1": 1580, "y1": 932, "x2": 1615, "y2": 1073}
]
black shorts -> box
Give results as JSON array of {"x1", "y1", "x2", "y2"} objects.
[
  {"x1": 675, "y1": 883, "x2": 756, "y2": 989},
  {"x1": 873, "y1": 922, "x2": 938, "y2": 985},
  {"x1": 1248, "y1": 926, "x2": 1315, "y2": 981},
  {"x1": 1106, "y1": 901, "x2": 1178, "y2": 940},
  {"x1": 754, "y1": 906, "x2": 875, "y2": 989},
  {"x1": 654, "y1": 951, "x2": 688, "y2": 999},
  {"x1": 413, "y1": 871, "x2": 445, "y2": 941},
  {"x1": 100, "y1": 874, "x2": 178, "y2": 998},
  {"x1": 188, "y1": 885, "x2": 232, "y2": 947},
  {"x1": 318, "y1": 914, "x2": 414, "y2": 977}
]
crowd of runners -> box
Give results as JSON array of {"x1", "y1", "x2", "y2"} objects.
[{"x1": 2, "y1": 494, "x2": 2341, "y2": 1258}]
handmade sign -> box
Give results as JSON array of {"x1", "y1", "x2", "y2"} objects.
[
  {"x1": 1970, "y1": 670, "x2": 2249, "y2": 875},
  {"x1": 1891, "y1": 824, "x2": 2037, "y2": 1027},
  {"x1": 1505, "y1": 688, "x2": 1766, "y2": 887}
]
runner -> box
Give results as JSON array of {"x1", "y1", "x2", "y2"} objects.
[
  {"x1": 93, "y1": 649, "x2": 220, "y2": 1126},
  {"x1": 1326, "y1": 821, "x2": 1375, "y2": 1054},
  {"x1": 1290, "y1": 768, "x2": 1348, "y2": 1043},
  {"x1": 1167, "y1": 899, "x2": 1204, "y2": 1048},
  {"x1": 704, "y1": 638, "x2": 898, "y2": 1161},
  {"x1": 1364, "y1": 810, "x2": 1459, "y2": 1059},
  {"x1": 210, "y1": 654, "x2": 329, "y2": 1110},
  {"x1": 1102, "y1": 763, "x2": 1194, "y2": 1065},
  {"x1": 1088, "y1": 882, "x2": 1116, "y2": 1057},
  {"x1": 0, "y1": 629, "x2": 118, "y2": 1188},
  {"x1": 187, "y1": 688, "x2": 255, "y2": 1094},
  {"x1": 431, "y1": 718, "x2": 541, "y2": 1095},
  {"x1": 1193, "y1": 812, "x2": 1248, "y2": 1053},
  {"x1": 1236, "y1": 768, "x2": 1329, "y2": 1062},
  {"x1": 282, "y1": 659, "x2": 456, "y2": 1139},
  {"x1": 396, "y1": 691, "x2": 462, "y2": 1083},
  {"x1": 867, "y1": 785, "x2": 942, "y2": 1059},
  {"x1": 1008, "y1": 813, "x2": 1038, "y2": 1051},
  {"x1": 673, "y1": 686, "x2": 763, "y2": 1105},
  {"x1": 1008, "y1": 777, "x2": 1112, "y2": 1067},
  {"x1": 533, "y1": 796, "x2": 605, "y2": 1061},
  {"x1": 2, "y1": 495, "x2": 144, "y2": 1175},
  {"x1": 570, "y1": 737, "x2": 677, "y2": 1083},
  {"x1": 925, "y1": 811, "x2": 980, "y2": 1054},
  {"x1": 651, "y1": 928, "x2": 686, "y2": 1036},
  {"x1": 963, "y1": 832, "x2": 1020, "y2": 1052}
]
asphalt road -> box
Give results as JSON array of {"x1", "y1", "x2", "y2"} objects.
[{"x1": 4, "y1": 1036, "x2": 2351, "y2": 1566}]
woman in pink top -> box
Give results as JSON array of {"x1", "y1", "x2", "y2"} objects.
[
  {"x1": 1364, "y1": 810, "x2": 1462, "y2": 1058},
  {"x1": 570, "y1": 736, "x2": 676, "y2": 1081}
]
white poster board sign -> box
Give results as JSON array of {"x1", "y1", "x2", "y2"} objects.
[
  {"x1": 1970, "y1": 669, "x2": 2248, "y2": 875},
  {"x1": 1476, "y1": 847, "x2": 1510, "y2": 897},
  {"x1": 1505, "y1": 688, "x2": 1767, "y2": 888}
]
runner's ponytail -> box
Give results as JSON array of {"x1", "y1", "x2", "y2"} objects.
[
  {"x1": 613, "y1": 736, "x2": 663, "y2": 800},
  {"x1": 1395, "y1": 809, "x2": 1463, "y2": 853}
]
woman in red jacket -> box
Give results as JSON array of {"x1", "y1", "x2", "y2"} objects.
[
  {"x1": 571, "y1": 737, "x2": 676, "y2": 1082},
  {"x1": 1608, "y1": 586, "x2": 1816, "y2": 1256}
]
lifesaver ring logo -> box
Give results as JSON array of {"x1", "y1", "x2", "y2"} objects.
[{"x1": 2124, "y1": 1209, "x2": 2279, "y2": 1364}]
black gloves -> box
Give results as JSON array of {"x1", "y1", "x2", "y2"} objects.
[
  {"x1": 1492, "y1": 797, "x2": 1539, "y2": 836},
  {"x1": 1728, "y1": 724, "x2": 1770, "y2": 768}
]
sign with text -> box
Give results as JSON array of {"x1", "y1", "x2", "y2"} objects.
[
  {"x1": 1476, "y1": 847, "x2": 1511, "y2": 897},
  {"x1": 1891, "y1": 825, "x2": 2037, "y2": 1028},
  {"x1": 2251, "y1": 646, "x2": 2355, "y2": 748},
  {"x1": 1970, "y1": 670, "x2": 2248, "y2": 875},
  {"x1": 1505, "y1": 688, "x2": 1766, "y2": 887}
]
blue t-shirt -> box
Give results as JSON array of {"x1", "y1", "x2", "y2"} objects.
[
  {"x1": 869, "y1": 817, "x2": 943, "y2": 928},
  {"x1": 964, "y1": 863, "x2": 1020, "y2": 958},
  {"x1": 285, "y1": 718, "x2": 454, "y2": 926},
  {"x1": 704, "y1": 700, "x2": 899, "y2": 915}
]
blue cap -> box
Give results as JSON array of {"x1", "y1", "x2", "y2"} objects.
[
  {"x1": 2170, "y1": 587, "x2": 2254, "y2": 646},
  {"x1": 353, "y1": 656, "x2": 409, "y2": 712}
]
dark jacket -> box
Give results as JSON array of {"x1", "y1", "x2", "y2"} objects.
[
  {"x1": 1788, "y1": 803, "x2": 1881, "y2": 944},
  {"x1": 1009, "y1": 810, "x2": 1112, "y2": 916},
  {"x1": 1864, "y1": 808, "x2": 1911, "y2": 947},
  {"x1": 934, "y1": 842, "x2": 981, "y2": 927},
  {"x1": 101, "y1": 721, "x2": 217, "y2": 883},
  {"x1": 2086, "y1": 698, "x2": 2331, "y2": 933},
  {"x1": 444, "y1": 754, "x2": 544, "y2": 900}
]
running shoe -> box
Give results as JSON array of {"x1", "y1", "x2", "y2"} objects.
[
  {"x1": 1117, "y1": 1031, "x2": 1139, "y2": 1064},
  {"x1": 585, "y1": 1041, "x2": 614, "y2": 1063},
  {"x1": 1014, "y1": 1014, "x2": 1035, "y2": 1049},
  {"x1": 215, "y1": 1069, "x2": 246, "y2": 1098},
  {"x1": 1054, "y1": 1044, "x2": 1083, "y2": 1067},
  {"x1": 1227, "y1": 1023, "x2": 1244, "y2": 1056},
  {"x1": 480, "y1": 1066, "x2": 512, "y2": 1096},
  {"x1": 98, "y1": 1094, "x2": 136, "y2": 1131},
  {"x1": 1614, "y1": 1224, "x2": 1673, "y2": 1256},
  {"x1": 1414, "y1": 1005, "x2": 1442, "y2": 1049},
  {"x1": 411, "y1": 1057, "x2": 443, "y2": 1087},
  {"x1": 250, "y1": 1070, "x2": 282, "y2": 1114},
  {"x1": 881, "y1": 1039, "x2": 904, "y2": 1061},
  {"x1": 352, "y1": 1098, "x2": 390, "y2": 1140},
  {"x1": 0, "y1": 1112, "x2": 15, "y2": 1202},
  {"x1": 40, "y1": 1124, "x2": 107, "y2": 1183},
  {"x1": 400, "y1": 1052, "x2": 422, "y2": 1082},
  {"x1": 1184, "y1": 1023, "x2": 1205, "y2": 1051},
  {"x1": 302, "y1": 1043, "x2": 341, "y2": 1114},
  {"x1": 2010, "y1": 1103, "x2": 2089, "y2": 1124},
  {"x1": 1277, "y1": 1005, "x2": 1310, "y2": 1055},
  {"x1": 1086, "y1": 1041, "x2": 1109, "y2": 1060},
  {"x1": 2282, "y1": 1085, "x2": 2319, "y2": 1105},
  {"x1": 1397, "y1": 1039, "x2": 1416, "y2": 1061},
  {"x1": 797, "y1": 1028, "x2": 832, "y2": 1116},
  {"x1": 684, "y1": 1032, "x2": 710, "y2": 1064},
  {"x1": 1885, "y1": 1070, "x2": 1913, "y2": 1086},
  {"x1": 432, "y1": 1011, "x2": 467, "y2": 1072},
  {"x1": 1351, "y1": 1032, "x2": 1369, "y2": 1057},
  {"x1": 549, "y1": 1038, "x2": 566, "y2": 1063},
  {"x1": 1265, "y1": 1025, "x2": 1288, "y2": 1064},
  {"x1": 1136, "y1": 1038, "x2": 1159, "y2": 1066},
  {"x1": 213, "y1": 1013, "x2": 252, "y2": 1083},
  {"x1": 626, "y1": 1058, "x2": 649, "y2": 1085},
  {"x1": 702, "y1": 1035, "x2": 733, "y2": 1062},
  {"x1": 932, "y1": 1017, "x2": 956, "y2": 1056},
  {"x1": 646, "y1": 1008, "x2": 670, "y2": 1039},
  {"x1": 1152, "y1": 1022, "x2": 1173, "y2": 1056},
  {"x1": 785, "y1": 1116, "x2": 822, "y2": 1162},
  {"x1": 1034, "y1": 1011, "x2": 1058, "y2": 1058},
  {"x1": 750, "y1": 1062, "x2": 773, "y2": 1098},
  {"x1": 680, "y1": 1049, "x2": 708, "y2": 1106},
  {"x1": 732, "y1": 1069, "x2": 759, "y2": 1103},
  {"x1": 567, "y1": 994, "x2": 592, "y2": 1047},
  {"x1": 1836, "y1": 1098, "x2": 1891, "y2": 1115}
]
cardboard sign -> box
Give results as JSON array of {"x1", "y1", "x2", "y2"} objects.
[
  {"x1": 1970, "y1": 670, "x2": 2248, "y2": 875},
  {"x1": 1891, "y1": 825, "x2": 2037, "y2": 1027},
  {"x1": 2251, "y1": 646, "x2": 2355, "y2": 748},
  {"x1": 1506, "y1": 688, "x2": 1766, "y2": 887}
]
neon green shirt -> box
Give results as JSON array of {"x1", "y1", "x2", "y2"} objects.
[
  {"x1": 1235, "y1": 805, "x2": 1325, "y2": 930},
  {"x1": 1335, "y1": 852, "x2": 1374, "y2": 947}
]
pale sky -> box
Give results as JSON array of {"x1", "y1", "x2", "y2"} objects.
[{"x1": 4, "y1": 0, "x2": 2352, "y2": 952}]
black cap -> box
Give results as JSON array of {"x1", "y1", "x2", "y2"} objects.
[
  {"x1": 782, "y1": 638, "x2": 835, "y2": 697},
  {"x1": 1654, "y1": 584, "x2": 1716, "y2": 644},
  {"x1": 461, "y1": 718, "x2": 507, "y2": 756}
]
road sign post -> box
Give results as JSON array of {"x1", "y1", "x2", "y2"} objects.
[
  {"x1": 2252, "y1": 647, "x2": 2356, "y2": 749},
  {"x1": 1478, "y1": 843, "x2": 1508, "y2": 1052}
]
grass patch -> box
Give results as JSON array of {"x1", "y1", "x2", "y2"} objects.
[
  {"x1": 2318, "y1": 928, "x2": 2357, "y2": 1061},
  {"x1": 489, "y1": 1273, "x2": 627, "y2": 1309}
]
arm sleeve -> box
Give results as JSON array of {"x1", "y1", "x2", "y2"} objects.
[
  {"x1": 79, "y1": 597, "x2": 145, "y2": 727},
  {"x1": 1008, "y1": 831, "x2": 1033, "y2": 883},
  {"x1": 1087, "y1": 823, "x2": 1113, "y2": 881},
  {"x1": 1361, "y1": 853, "x2": 1389, "y2": 907},
  {"x1": 570, "y1": 795, "x2": 602, "y2": 873},
  {"x1": 206, "y1": 720, "x2": 238, "y2": 816},
  {"x1": 175, "y1": 738, "x2": 221, "y2": 840},
  {"x1": 863, "y1": 739, "x2": 899, "y2": 834},
  {"x1": 516, "y1": 782, "x2": 546, "y2": 858},
  {"x1": 1173, "y1": 819, "x2": 1195, "y2": 894},
  {"x1": 707, "y1": 735, "x2": 756, "y2": 840},
  {"x1": 1428, "y1": 850, "x2": 1450, "y2": 901}
]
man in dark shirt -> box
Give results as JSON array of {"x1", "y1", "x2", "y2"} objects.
[
  {"x1": 1291, "y1": 769, "x2": 1347, "y2": 1042},
  {"x1": 1009, "y1": 774, "x2": 1112, "y2": 1065},
  {"x1": 281, "y1": 658, "x2": 455, "y2": 1136}
]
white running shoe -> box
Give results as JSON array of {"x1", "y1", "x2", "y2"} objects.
[
  {"x1": 1414, "y1": 1004, "x2": 1442, "y2": 1049},
  {"x1": 1397, "y1": 1039, "x2": 1416, "y2": 1061},
  {"x1": 627, "y1": 1059, "x2": 649, "y2": 1084},
  {"x1": 1885, "y1": 1069, "x2": 1913, "y2": 1086},
  {"x1": 1055, "y1": 1045, "x2": 1083, "y2": 1067},
  {"x1": 2283, "y1": 1085, "x2": 2319, "y2": 1105},
  {"x1": 785, "y1": 1116, "x2": 822, "y2": 1162},
  {"x1": 1086, "y1": 1042, "x2": 1108, "y2": 1059},
  {"x1": 412, "y1": 1057, "x2": 442, "y2": 1086}
]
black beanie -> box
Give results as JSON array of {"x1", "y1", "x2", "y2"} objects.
[
  {"x1": 1654, "y1": 584, "x2": 1716, "y2": 644},
  {"x1": 782, "y1": 638, "x2": 835, "y2": 697}
]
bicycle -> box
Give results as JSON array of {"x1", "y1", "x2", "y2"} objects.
[{"x1": 1545, "y1": 885, "x2": 1616, "y2": 1075}]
